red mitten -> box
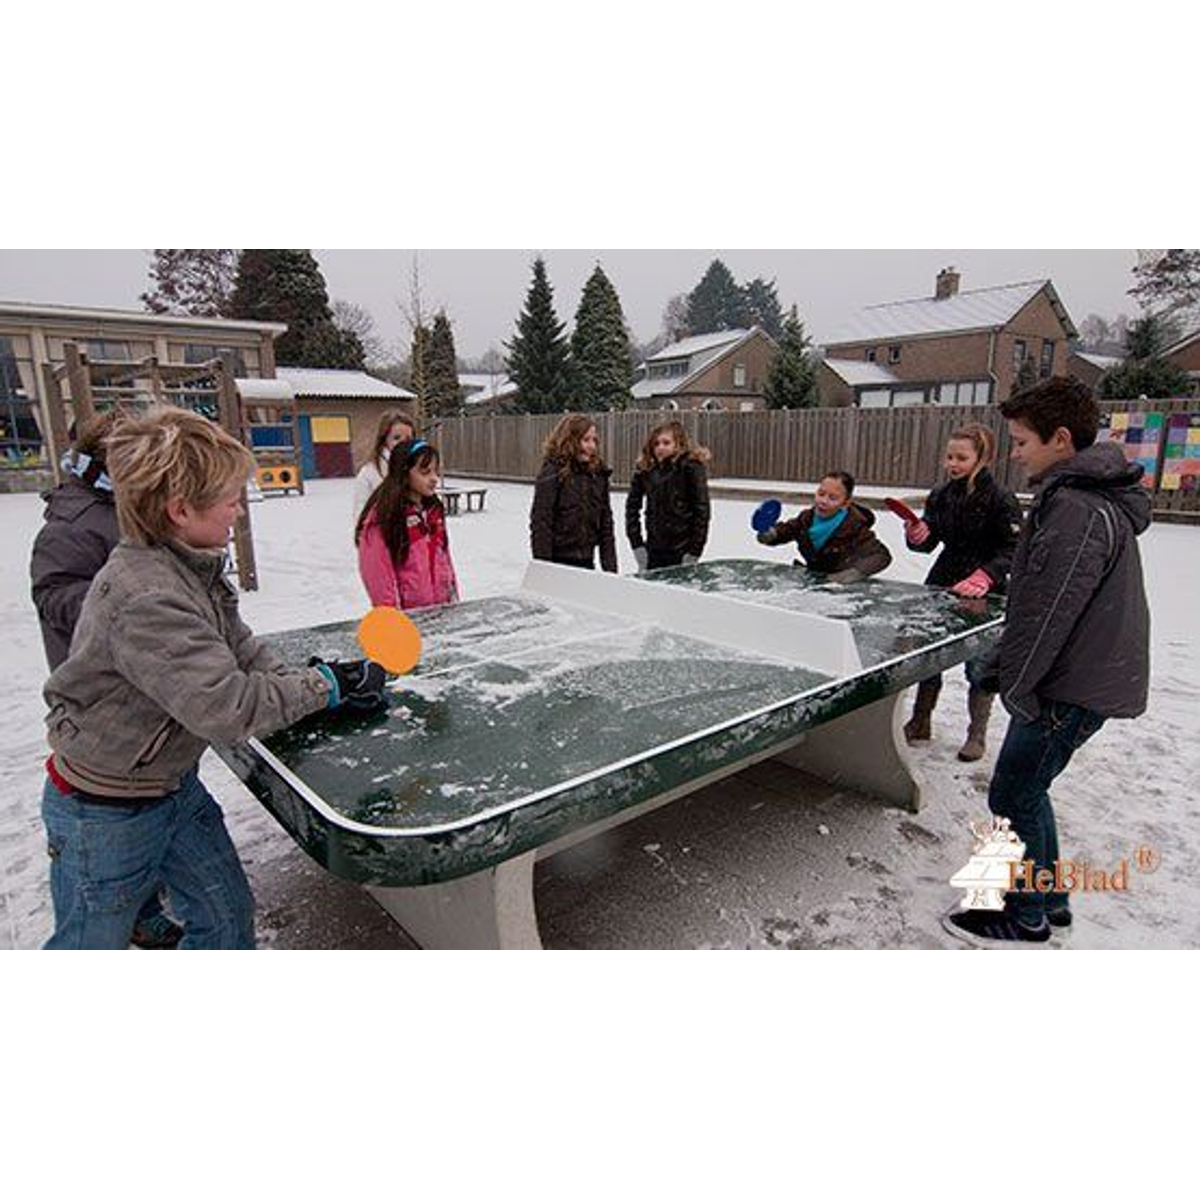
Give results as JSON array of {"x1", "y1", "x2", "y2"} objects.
[
  {"x1": 906, "y1": 519, "x2": 931, "y2": 546},
  {"x1": 951, "y1": 568, "x2": 992, "y2": 598}
]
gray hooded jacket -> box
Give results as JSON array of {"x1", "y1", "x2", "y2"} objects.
[
  {"x1": 999, "y1": 441, "x2": 1151, "y2": 723},
  {"x1": 45, "y1": 538, "x2": 332, "y2": 799}
]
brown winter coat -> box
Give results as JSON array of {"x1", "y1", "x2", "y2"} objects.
[
  {"x1": 45, "y1": 539, "x2": 332, "y2": 799},
  {"x1": 759, "y1": 503, "x2": 892, "y2": 582}
]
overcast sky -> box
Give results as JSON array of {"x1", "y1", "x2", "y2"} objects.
[{"x1": 0, "y1": 249, "x2": 1142, "y2": 361}]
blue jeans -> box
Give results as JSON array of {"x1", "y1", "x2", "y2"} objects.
[
  {"x1": 42, "y1": 770, "x2": 255, "y2": 950},
  {"x1": 988, "y1": 701, "x2": 1106, "y2": 927}
]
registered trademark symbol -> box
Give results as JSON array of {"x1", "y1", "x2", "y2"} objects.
[{"x1": 1135, "y1": 845, "x2": 1161, "y2": 874}]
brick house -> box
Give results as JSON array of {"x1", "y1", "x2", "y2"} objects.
[
  {"x1": 1067, "y1": 350, "x2": 1124, "y2": 394},
  {"x1": 630, "y1": 328, "x2": 776, "y2": 411},
  {"x1": 1163, "y1": 328, "x2": 1200, "y2": 395},
  {"x1": 818, "y1": 269, "x2": 1078, "y2": 407}
]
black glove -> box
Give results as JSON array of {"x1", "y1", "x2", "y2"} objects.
[{"x1": 309, "y1": 656, "x2": 388, "y2": 712}]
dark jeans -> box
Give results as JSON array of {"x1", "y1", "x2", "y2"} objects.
[
  {"x1": 551, "y1": 556, "x2": 594, "y2": 570},
  {"x1": 988, "y1": 700, "x2": 1106, "y2": 926}
]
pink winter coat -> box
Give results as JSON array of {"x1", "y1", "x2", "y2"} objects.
[{"x1": 357, "y1": 501, "x2": 460, "y2": 610}]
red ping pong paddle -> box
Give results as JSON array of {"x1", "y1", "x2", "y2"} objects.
[{"x1": 884, "y1": 497, "x2": 920, "y2": 523}]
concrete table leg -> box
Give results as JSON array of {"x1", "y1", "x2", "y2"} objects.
[
  {"x1": 365, "y1": 851, "x2": 542, "y2": 949},
  {"x1": 772, "y1": 693, "x2": 921, "y2": 812}
]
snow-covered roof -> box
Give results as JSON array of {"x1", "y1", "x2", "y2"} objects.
[
  {"x1": 646, "y1": 329, "x2": 751, "y2": 363},
  {"x1": 236, "y1": 378, "x2": 295, "y2": 402},
  {"x1": 825, "y1": 280, "x2": 1076, "y2": 345},
  {"x1": 458, "y1": 373, "x2": 518, "y2": 405},
  {"x1": 821, "y1": 359, "x2": 901, "y2": 387},
  {"x1": 633, "y1": 327, "x2": 768, "y2": 399},
  {"x1": 275, "y1": 367, "x2": 415, "y2": 400},
  {"x1": 0, "y1": 298, "x2": 287, "y2": 335},
  {"x1": 1163, "y1": 327, "x2": 1200, "y2": 357},
  {"x1": 1072, "y1": 351, "x2": 1123, "y2": 371}
]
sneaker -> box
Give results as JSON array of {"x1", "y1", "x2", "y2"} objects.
[
  {"x1": 1046, "y1": 908, "x2": 1073, "y2": 929},
  {"x1": 131, "y1": 911, "x2": 184, "y2": 950},
  {"x1": 942, "y1": 908, "x2": 1051, "y2": 947}
]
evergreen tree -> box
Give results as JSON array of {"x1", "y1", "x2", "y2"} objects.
[
  {"x1": 1099, "y1": 312, "x2": 1190, "y2": 399},
  {"x1": 506, "y1": 257, "x2": 573, "y2": 413},
  {"x1": 141, "y1": 249, "x2": 238, "y2": 317},
  {"x1": 426, "y1": 311, "x2": 462, "y2": 417},
  {"x1": 408, "y1": 323, "x2": 432, "y2": 411},
  {"x1": 763, "y1": 306, "x2": 820, "y2": 409},
  {"x1": 1012, "y1": 354, "x2": 1038, "y2": 395},
  {"x1": 570, "y1": 264, "x2": 634, "y2": 411},
  {"x1": 685, "y1": 259, "x2": 751, "y2": 335},
  {"x1": 742, "y1": 277, "x2": 785, "y2": 340},
  {"x1": 229, "y1": 250, "x2": 364, "y2": 368}
]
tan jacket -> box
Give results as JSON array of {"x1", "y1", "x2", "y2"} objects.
[{"x1": 45, "y1": 539, "x2": 332, "y2": 798}]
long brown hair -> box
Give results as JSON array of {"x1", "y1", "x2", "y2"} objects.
[
  {"x1": 635, "y1": 420, "x2": 712, "y2": 472},
  {"x1": 355, "y1": 437, "x2": 443, "y2": 563},
  {"x1": 368, "y1": 409, "x2": 418, "y2": 474},
  {"x1": 948, "y1": 423, "x2": 995, "y2": 493},
  {"x1": 543, "y1": 413, "x2": 606, "y2": 478}
]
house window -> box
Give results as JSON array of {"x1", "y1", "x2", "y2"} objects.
[
  {"x1": 1013, "y1": 340, "x2": 1027, "y2": 373},
  {"x1": 1040, "y1": 340, "x2": 1055, "y2": 378},
  {"x1": 85, "y1": 339, "x2": 131, "y2": 362},
  {"x1": 661, "y1": 400, "x2": 680, "y2": 412},
  {"x1": 1, "y1": 336, "x2": 44, "y2": 464},
  {"x1": 865, "y1": 348, "x2": 877, "y2": 363},
  {"x1": 733, "y1": 363, "x2": 747, "y2": 388},
  {"x1": 701, "y1": 398, "x2": 722, "y2": 411},
  {"x1": 888, "y1": 345, "x2": 902, "y2": 364},
  {"x1": 183, "y1": 344, "x2": 247, "y2": 376}
]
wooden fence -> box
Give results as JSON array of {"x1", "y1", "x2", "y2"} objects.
[{"x1": 432, "y1": 399, "x2": 1200, "y2": 514}]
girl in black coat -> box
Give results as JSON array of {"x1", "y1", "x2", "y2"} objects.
[
  {"x1": 901, "y1": 423, "x2": 1023, "y2": 761},
  {"x1": 529, "y1": 414, "x2": 618, "y2": 572},
  {"x1": 625, "y1": 420, "x2": 711, "y2": 572}
]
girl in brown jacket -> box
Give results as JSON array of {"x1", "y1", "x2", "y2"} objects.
[{"x1": 756, "y1": 470, "x2": 892, "y2": 583}]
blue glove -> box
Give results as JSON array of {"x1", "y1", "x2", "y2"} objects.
[
  {"x1": 310, "y1": 657, "x2": 388, "y2": 712},
  {"x1": 751, "y1": 499, "x2": 782, "y2": 533},
  {"x1": 681, "y1": 554, "x2": 699, "y2": 566}
]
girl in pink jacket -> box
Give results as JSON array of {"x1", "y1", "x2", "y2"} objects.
[{"x1": 355, "y1": 438, "x2": 460, "y2": 610}]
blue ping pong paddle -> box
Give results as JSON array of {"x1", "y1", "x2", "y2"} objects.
[{"x1": 751, "y1": 499, "x2": 782, "y2": 533}]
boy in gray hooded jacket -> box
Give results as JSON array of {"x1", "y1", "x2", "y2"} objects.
[
  {"x1": 945, "y1": 377, "x2": 1151, "y2": 947},
  {"x1": 42, "y1": 407, "x2": 386, "y2": 949}
]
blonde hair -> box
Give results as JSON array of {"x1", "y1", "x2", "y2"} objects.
[
  {"x1": 106, "y1": 406, "x2": 255, "y2": 545},
  {"x1": 947, "y1": 423, "x2": 996, "y2": 493},
  {"x1": 543, "y1": 414, "x2": 605, "y2": 477},
  {"x1": 635, "y1": 420, "x2": 711, "y2": 472}
]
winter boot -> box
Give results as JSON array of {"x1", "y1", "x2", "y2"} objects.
[
  {"x1": 957, "y1": 687, "x2": 995, "y2": 762},
  {"x1": 903, "y1": 678, "x2": 942, "y2": 743}
]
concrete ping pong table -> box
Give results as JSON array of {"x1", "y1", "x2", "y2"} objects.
[{"x1": 215, "y1": 559, "x2": 1003, "y2": 948}]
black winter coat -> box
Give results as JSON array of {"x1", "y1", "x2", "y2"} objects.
[
  {"x1": 625, "y1": 455, "x2": 711, "y2": 559},
  {"x1": 999, "y1": 443, "x2": 1151, "y2": 723},
  {"x1": 908, "y1": 468, "x2": 1023, "y2": 592},
  {"x1": 760, "y1": 503, "x2": 892, "y2": 581},
  {"x1": 530, "y1": 457, "x2": 618, "y2": 572},
  {"x1": 30, "y1": 477, "x2": 121, "y2": 671}
]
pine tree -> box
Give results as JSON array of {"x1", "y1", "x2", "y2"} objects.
[
  {"x1": 506, "y1": 257, "x2": 574, "y2": 413},
  {"x1": 742, "y1": 277, "x2": 785, "y2": 340},
  {"x1": 685, "y1": 259, "x2": 751, "y2": 335},
  {"x1": 141, "y1": 250, "x2": 238, "y2": 317},
  {"x1": 426, "y1": 311, "x2": 462, "y2": 417},
  {"x1": 408, "y1": 324, "x2": 432, "y2": 411},
  {"x1": 763, "y1": 306, "x2": 820, "y2": 409},
  {"x1": 229, "y1": 250, "x2": 364, "y2": 368},
  {"x1": 1099, "y1": 312, "x2": 1190, "y2": 399},
  {"x1": 570, "y1": 264, "x2": 634, "y2": 411}
]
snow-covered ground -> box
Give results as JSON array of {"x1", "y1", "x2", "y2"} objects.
[{"x1": 3, "y1": 477, "x2": 1198, "y2": 949}]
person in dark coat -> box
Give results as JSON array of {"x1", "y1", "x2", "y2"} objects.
[
  {"x1": 29, "y1": 410, "x2": 185, "y2": 950},
  {"x1": 625, "y1": 420, "x2": 711, "y2": 572},
  {"x1": 757, "y1": 471, "x2": 891, "y2": 583},
  {"x1": 529, "y1": 414, "x2": 618, "y2": 572},
  {"x1": 900, "y1": 424, "x2": 1024, "y2": 761},
  {"x1": 945, "y1": 377, "x2": 1151, "y2": 947}
]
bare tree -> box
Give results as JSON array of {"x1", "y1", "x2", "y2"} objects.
[
  {"x1": 661, "y1": 293, "x2": 690, "y2": 343},
  {"x1": 332, "y1": 300, "x2": 386, "y2": 367}
]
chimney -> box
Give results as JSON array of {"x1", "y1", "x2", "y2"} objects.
[{"x1": 935, "y1": 267, "x2": 960, "y2": 300}]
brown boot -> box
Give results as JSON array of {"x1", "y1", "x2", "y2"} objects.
[
  {"x1": 957, "y1": 687, "x2": 995, "y2": 761},
  {"x1": 903, "y1": 678, "x2": 942, "y2": 743}
]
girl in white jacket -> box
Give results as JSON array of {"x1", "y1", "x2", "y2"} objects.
[{"x1": 352, "y1": 410, "x2": 417, "y2": 530}]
